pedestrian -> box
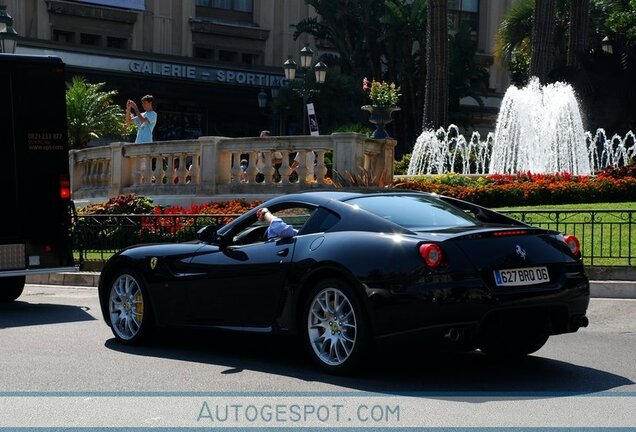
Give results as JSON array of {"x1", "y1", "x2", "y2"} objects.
[
  {"x1": 126, "y1": 94, "x2": 157, "y2": 144},
  {"x1": 291, "y1": 150, "x2": 316, "y2": 182},
  {"x1": 256, "y1": 130, "x2": 283, "y2": 182},
  {"x1": 240, "y1": 158, "x2": 248, "y2": 182}
]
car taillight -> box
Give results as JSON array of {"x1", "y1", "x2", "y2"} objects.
[
  {"x1": 563, "y1": 234, "x2": 581, "y2": 256},
  {"x1": 492, "y1": 229, "x2": 528, "y2": 236},
  {"x1": 60, "y1": 175, "x2": 71, "y2": 200},
  {"x1": 419, "y1": 243, "x2": 443, "y2": 268}
]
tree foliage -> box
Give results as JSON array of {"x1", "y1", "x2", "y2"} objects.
[
  {"x1": 66, "y1": 76, "x2": 131, "y2": 149},
  {"x1": 495, "y1": 0, "x2": 636, "y2": 132},
  {"x1": 606, "y1": 0, "x2": 636, "y2": 41},
  {"x1": 292, "y1": 0, "x2": 488, "y2": 155}
]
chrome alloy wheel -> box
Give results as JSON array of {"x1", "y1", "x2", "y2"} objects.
[
  {"x1": 307, "y1": 287, "x2": 357, "y2": 366},
  {"x1": 108, "y1": 274, "x2": 145, "y2": 341}
]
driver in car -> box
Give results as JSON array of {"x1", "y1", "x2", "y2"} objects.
[{"x1": 256, "y1": 207, "x2": 298, "y2": 239}]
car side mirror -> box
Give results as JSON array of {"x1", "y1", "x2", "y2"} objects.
[{"x1": 196, "y1": 225, "x2": 228, "y2": 245}]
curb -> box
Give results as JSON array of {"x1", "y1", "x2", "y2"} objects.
[
  {"x1": 26, "y1": 272, "x2": 100, "y2": 287},
  {"x1": 589, "y1": 280, "x2": 636, "y2": 299},
  {"x1": 25, "y1": 272, "x2": 636, "y2": 299}
]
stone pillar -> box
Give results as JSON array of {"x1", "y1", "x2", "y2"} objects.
[
  {"x1": 108, "y1": 142, "x2": 125, "y2": 197},
  {"x1": 331, "y1": 132, "x2": 365, "y2": 180},
  {"x1": 381, "y1": 139, "x2": 397, "y2": 184}
]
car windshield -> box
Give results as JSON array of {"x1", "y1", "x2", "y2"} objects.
[{"x1": 346, "y1": 195, "x2": 478, "y2": 230}]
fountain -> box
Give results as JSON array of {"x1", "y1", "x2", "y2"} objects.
[{"x1": 408, "y1": 78, "x2": 635, "y2": 175}]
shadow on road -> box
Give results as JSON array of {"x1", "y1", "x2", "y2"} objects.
[
  {"x1": 0, "y1": 301, "x2": 95, "y2": 329},
  {"x1": 104, "y1": 328, "x2": 634, "y2": 400}
]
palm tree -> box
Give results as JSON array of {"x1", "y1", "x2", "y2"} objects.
[
  {"x1": 66, "y1": 76, "x2": 130, "y2": 149},
  {"x1": 496, "y1": 0, "x2": 636, "y2": 132},
  {"x1": 567, "y1": 0, "x2": 590, "y2": 68},
  {"x1": 495, "y1": 0, "x2": 591, "y2": 84},
  {"x1": 530, "y1": 0, "x2": 557, "y2": 82},
  {"x1": 422, "y1": 0, "x2": 448, "y2": 130},
  {"x1": 494, "y1": 0, "x2": 535, "y2": 85}
]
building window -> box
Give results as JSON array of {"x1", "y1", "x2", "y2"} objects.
[
  {"x1": 80, "y1": 33, "x2": 101, "y2": 46},
  {"x1": 196, "y1": 0, "x2": 252, "y2": 11},
  {"x1": 448, "y1": 0, "x2": 479, "y2": 39},
  {"x1": 106, "y1": 37, "x2": 128, "y2": 49},
  {"x1": 53, "y1": 30, "x2": 75, "y2": 43},
  {"x1": 194, "y1": 47, "x2": 215, "y2": 59},
  {"x1": 218, "y1": 50, "x2": 237, "y2": 62},
  {"x1": 195, "y1": 0, "x2": 253, "y2": 23},
  {"x1": 241, "y1": 53, "x2": 257, "y2": 64},
  {"x1": 233, "y1": 0, "x2": 252, "y2": 12}
]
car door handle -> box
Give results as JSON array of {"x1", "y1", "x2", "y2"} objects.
[{"x1": 277, "y1": 248, "x2": 289, "y2": 257}]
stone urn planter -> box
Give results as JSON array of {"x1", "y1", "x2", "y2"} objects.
[{"x1": 362, "y1": 105, "x2": 401, "y2": 139}]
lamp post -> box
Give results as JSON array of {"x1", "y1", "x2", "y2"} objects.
[
  {"x1": 0, "y1": 5, "x2": 18, "y2": 54},
  {"x1": 282, "y1": 44, "x2": 327, "y2": 135}
]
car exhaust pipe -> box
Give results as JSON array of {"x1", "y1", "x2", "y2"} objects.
[
  {"x1": 444, "y1": 328, "x2": 461, "y2": 342},
  {"x1": 571, "y1": 315, "x2": 589, "y2": 329}
]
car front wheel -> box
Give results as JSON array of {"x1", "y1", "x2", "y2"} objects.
[
  {"x1": 303, "y1": 279, "x2": 368, "y2": 374},
  {"x1": 107, "y1": 271, "x2": 153, "y2": 344}
]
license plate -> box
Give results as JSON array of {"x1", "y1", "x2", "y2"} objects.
[{"x1": 493, "y1": 266, "x2": 550, "y2": 286}]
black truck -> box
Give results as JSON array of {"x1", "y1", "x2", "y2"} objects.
[{"x1": 1, "y1": 54, "x2": 77, "y2": 301}]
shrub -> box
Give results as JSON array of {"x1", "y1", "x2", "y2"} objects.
[
  {"x1": 78, "y1": 194, "x2": 155, "y2": 215},
  {"x1": 394, "y1": 153, "x2": 411, "y2": 175}
]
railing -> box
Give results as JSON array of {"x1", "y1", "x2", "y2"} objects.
[
  {"x1": 69, "y1": 133, "x2": 396, "y2": 202},
  {"x1": 74, "y1": 210, "x2": 636, "y2": 267},
  {"x1": 499, "y1": 210, "x2": 635, "y2": 266},
  {"x1": 73, "y1": 214, "x2": 238, "y2": 264}
]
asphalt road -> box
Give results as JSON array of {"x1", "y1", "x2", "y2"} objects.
[{"x1": 0, "y1": 284, "x2": 634, "y2": 429}]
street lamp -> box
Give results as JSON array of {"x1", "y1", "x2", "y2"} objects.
[
  {"x1": 282, "y1": 44, "x2": 328, "y2": 134},
  {"x1": 0, "y1": 5, "x2": 18, "y2": 54}
]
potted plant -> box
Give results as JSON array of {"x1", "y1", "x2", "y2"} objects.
[{"x1": 361, "y1": 78, "x2": 401, "y2": 139}]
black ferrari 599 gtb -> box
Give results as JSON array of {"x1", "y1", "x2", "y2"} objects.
[{"x1": 98, "y1": 190, "x2": 589, "y2": 374}]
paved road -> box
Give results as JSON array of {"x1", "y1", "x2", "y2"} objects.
[{"x1": 0, "y1": 284, "x2": 634, "y2": 429}]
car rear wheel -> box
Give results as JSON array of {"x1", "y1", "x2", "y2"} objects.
[
  {"x1": 479, "y1": 332, "x2": 549, "y2": 357},
  {"x1": 303, "y1": 279, "x2": 368, "y2": 374},
  {"x1": 0, "y1": 276, "x2": 26, "y2": 302},
  {"x1": 107, "y1": 271, "x2": 153, "y2": 344}
]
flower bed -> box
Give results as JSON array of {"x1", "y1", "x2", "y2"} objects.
[{"x1": 392, "y1": 171, "x2": 636, "y2": 207}]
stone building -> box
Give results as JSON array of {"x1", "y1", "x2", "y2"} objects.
[{"x1": 0, "y1": 0, "x2": 516, "y2": 139}]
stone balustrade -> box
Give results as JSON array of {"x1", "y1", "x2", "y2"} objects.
[{"x1": 69, "y1": 133, "x2": 396, "y2": 205}]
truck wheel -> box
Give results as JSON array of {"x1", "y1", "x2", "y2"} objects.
[{"x1": 0, "y1": 276, "x2": 26, "y2": 302}]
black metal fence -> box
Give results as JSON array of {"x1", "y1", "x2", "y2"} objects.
[
  {"x1": 73, "y1": 214, "x2": 239, "y2": 264},
  {"x1": 73, "y1": 210, "x2": 636, "y2": 267},
  {"x1": 499, "y1": 210, "x2": 635, "y2": 266}
]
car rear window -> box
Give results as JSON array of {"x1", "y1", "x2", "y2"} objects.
[{"x1": 346, "y1": 195, "x2": 478, "y2": 229}]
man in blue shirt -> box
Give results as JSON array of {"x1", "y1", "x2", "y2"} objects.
[
  {"x1": 126, "y1": 95, "x2": 157, "y2": 143},
  {"x1": 256, "y1": 207, "x2": 298, "y2": 239}
]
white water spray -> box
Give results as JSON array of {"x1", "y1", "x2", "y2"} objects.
[{"x1": 408, "y1": 78, "x2": 634, "y2": 175}]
